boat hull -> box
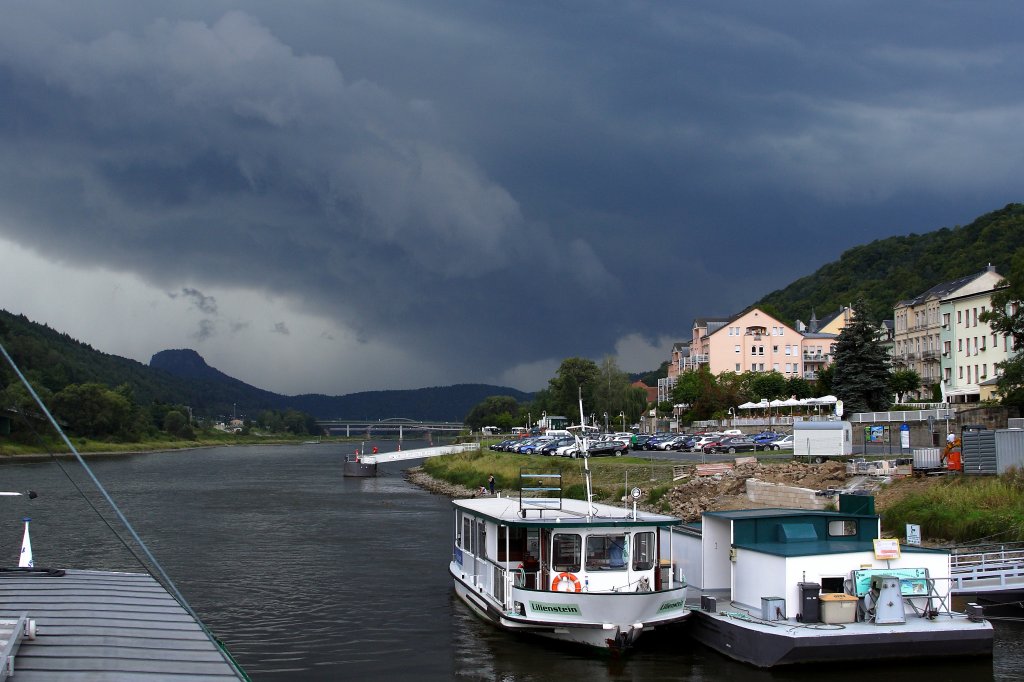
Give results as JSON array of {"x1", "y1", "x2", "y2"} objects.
[
  {"x1": 343, "y1": 459, "x2": 377, "y2": 477},
  {"x1": 687, "y1": 608, "x2": 994, "y2": 668},
  {"x1": 450, "y1": 564, "x2": 689, "y2": 650}
]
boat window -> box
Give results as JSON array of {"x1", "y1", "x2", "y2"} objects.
[
  {"x1": 498, "y1": 526, "x2": 528, "y2": 562},
  {"x1": 632, "y1": 532, "x2": 656, "y2": 571},
  {"x1": 585, "y1": 535, "x2": 627, "y2": 571},
  {"x1": 462, "y1": 516, "x2": 472, "y2": 552},
  {"x1": 476, "y1": 520, "x2": 487, "y2": 559},
  {"x1": 551, "y1": 534, "x2": 581, "y2": 572},
  {"x1": 828, "y1": 520, "x2": 857, "y2": 537}
]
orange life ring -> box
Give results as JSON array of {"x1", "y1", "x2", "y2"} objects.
[{"x1": 551, "y1": 572, "x2": 582, "y2": 592}]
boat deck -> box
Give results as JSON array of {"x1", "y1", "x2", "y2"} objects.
[
  {"x1": 686, "y1": 591, "x2": 993, "y2": 667},
  {"x1": 0, "y1": 569, "x2": 244, "y2": 681}
]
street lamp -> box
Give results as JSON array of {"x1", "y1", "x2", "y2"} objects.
[
  {"x1": 728, "y1": 407, "x2": 734, "y2": 425},
  {"x1": 603, "y1": 412, "x2": 609, "y2": 432},
  {"x1": 619, "y1": 411, "x2": 625, "y2": 432}
]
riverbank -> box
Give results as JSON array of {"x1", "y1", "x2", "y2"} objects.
[
  {"x1": 0, "y1": 434, "x2": 353, "y2": 458},
  {"x1": 405, "y1": 450, "x2": 1023, "y2": 543}
]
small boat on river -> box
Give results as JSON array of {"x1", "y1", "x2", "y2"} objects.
[{"x1": 449, "y1": 400, "x2": 690, "y2": 650}]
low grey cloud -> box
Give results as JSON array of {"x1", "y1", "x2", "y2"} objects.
[
  {"x1": 271, "y1": 322, "x2": 290, "y2": 336},
  {"x1": 193, "y1": 319, "x2": 216, "y2": 342},
  {"x1": 0, "y1": 2, "x2": 1021, "y2": 393}
]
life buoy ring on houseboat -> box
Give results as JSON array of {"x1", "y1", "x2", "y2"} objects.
[{"x1": 551, "y1": 572, "x2": 582, "y2": 592}]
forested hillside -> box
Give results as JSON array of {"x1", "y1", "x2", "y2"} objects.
[
  {"x1": 757, "y1": 203, "x2": 1024, "y2": 324},
  {"x1": 0, "y1": 312, "x2": 531, "y2": 421}
]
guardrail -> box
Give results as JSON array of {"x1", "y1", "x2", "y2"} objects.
[
  {"x1": 848, "y1": 409, "x2": 956, "y2": 423},
  {"x1": 949, "y1": 543, "x2": 1024, "y2": 592}
]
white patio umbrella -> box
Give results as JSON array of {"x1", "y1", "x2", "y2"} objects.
[{"x1": 738, "y1": 401, "x2": 759, "y2": 409}]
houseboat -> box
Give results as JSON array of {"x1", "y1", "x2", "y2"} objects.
[
  {"x1": 678, "y1": 499, "x2": 994, "y2": 667},
  {"x1": 449, "y1": 461, "x2": 691, "y2": 650}
]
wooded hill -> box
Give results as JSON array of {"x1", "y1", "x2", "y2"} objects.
[
  {"x1": 0, "y1": 311, "x2": 531, "y2": 421},
  {"x1": 756, "y1": 203, "x2": 1024, "y2": 325}
]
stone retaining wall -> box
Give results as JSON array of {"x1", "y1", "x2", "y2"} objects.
[{"x1": 745, "y1": 478, "x2": 830, "y2": 510}]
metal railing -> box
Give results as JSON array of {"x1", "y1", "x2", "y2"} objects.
[
  {"x1": 848, "y1": 408, "x2": 955, "y2": 423},
  {"x1": 949, "y1": 544, "x2": 1024, "y2": 592}
]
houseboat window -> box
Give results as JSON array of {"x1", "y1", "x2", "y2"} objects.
[
  {"x1": 497, "y1": 526, "x2": 528, "y2": 562},
  {"x1": 476, "y1": 520, "x2": 487, "y2": 559},
  {"x1": 551, "y1": 534, "x2": 581, "y2": 572},
  {"x1": 632, "y1": 532, "x2": 656, "y2": 571},
  {"x1": 462, "y1": 517, "x2": 472, "y2": 552},
  {"x1": 828, "y1": 520, "x2": 857, "y2": 537},
  {"x1": 585, "y1": 535, "x2": 627, "y2": 571}
]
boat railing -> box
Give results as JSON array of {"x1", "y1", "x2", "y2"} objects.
[
  {"x1": 949, "y1": 544, "x2": 1024, "y2": 591},
  {"x1": 518, "y1": 468, "x2": 563, "y2": 515}
]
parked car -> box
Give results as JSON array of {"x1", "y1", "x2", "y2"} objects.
[
  {"x1": 585, "y1": 440, "x2": 628, "y2": 457},
  {"x1": 707, "y1": 436, "x2": 758, "y2": 454},
  {"x1": 767, "y1": 434, "x2": 794, "y2": 450},
  {"x1": 690, "y1": 435, "x2": 718, "y2": 452},
  {"x1": 673, "y1": 435, "x2": 697, "y2": 451},
  {"x1": 631, "y1": 434, "x2": 652, "y2": 449},
  {"x1": 490, "y1": 438, "x2": 517, "y2": 451},
  {"x1": 657, "y1": 435, "x2": 689, "y2": 451},
  {"x1": 555, "y1": 442, "x2": 580, "y2": 458},
  {"x1": 538, "y1": 438, "x2": 575, "y2": 456}
]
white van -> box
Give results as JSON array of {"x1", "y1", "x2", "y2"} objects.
[{"x1": 545, "y1": 429, "x2": 572, "y2": 439}]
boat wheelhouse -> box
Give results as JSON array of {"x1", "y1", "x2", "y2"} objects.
[{"x1": 449, "y1": 471, "x2": 690, "y2": 650}]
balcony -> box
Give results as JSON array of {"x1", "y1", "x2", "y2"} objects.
[
  {"x1": 802, "y1": 353, "x2": 828, "y2": 363},
  {"x1": 803, "y1": 371, "x2": 819, "y2": 380},
  {"x1": 921, "y1": 350, "x2": 939, "y2": 361}
]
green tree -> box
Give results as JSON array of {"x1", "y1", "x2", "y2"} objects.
[
  {"x1": 592, "y1": 356, "x2": 630, "y2": 419},
  {"x1": 980, "y1": 250, "x2": 1024, "y2": 408},
  {"x1": 465, "y1": 395, "x2": 522, "y2": 430},
  {"x1": 51, "y1": 383, "x2": 133, "y2": 439},
  {"x1": 890, "y1": 369, "x2": 923, "y2": 404},
  {"x1": 548, "y1": 357, "x2": 600, "y2": 418},
  {"x1": 623, "y1": 385, "x2": 649, "y2": 426},
  {"x1": 830, "y1": 302, "x2": 892, "y2": 414},
  {"x1": 814, "y1": 363, "x2": 835, "y2": 395},
  {"x1": 751, "y1": 371, "x2": 788, "y2": 401},
  {"x1": 163, "y1": 410, "x2": 195, "y2": 439},
  {"x1": 786, "y1": 377, "x2": 813, "y2": 399}
]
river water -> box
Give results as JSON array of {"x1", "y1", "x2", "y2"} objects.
[{"x1": 1, "y1": 443, "x2": 1019, "y2": 680}]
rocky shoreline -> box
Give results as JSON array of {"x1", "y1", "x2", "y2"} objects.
[{"x1": 405, "y1": 466, "x2": 484, "y2": 498}]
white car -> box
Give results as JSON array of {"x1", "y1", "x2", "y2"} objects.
[
  {"x1": 555, "y1": 443, "x2": 580, "y2": 458},
  {"x1": 690, "y1": 436, "x2": 718, "y2": 452},
  {"x1": 768, "y1": 434, "x2": 794, "y2": 450}
]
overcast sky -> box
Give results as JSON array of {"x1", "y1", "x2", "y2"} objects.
[{"x1": 1, "y1": 1, "x2": 1021, "y2": 395}]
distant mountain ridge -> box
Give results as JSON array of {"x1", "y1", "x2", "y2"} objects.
[
  {"x1": 0, "y1": 311, "x2": 531, "y2": 421},
  {"x1": 150, "y1": 349, "x2": 533, "y2": 421}
]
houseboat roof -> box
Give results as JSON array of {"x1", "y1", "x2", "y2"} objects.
[
  {"x1": 453, "y1": 496, "x2": 681, "y2": 529},
  {"x1": 703, "y1": 508, "x2": 945, "y2": 558},
  {"x1": 0, "y1": 569, "x2": 245, "y2": 680}
]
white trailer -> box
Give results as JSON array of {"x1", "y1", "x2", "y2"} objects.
[{"x1": 793, "y1": 421, "x2": 853, "y2": 462}]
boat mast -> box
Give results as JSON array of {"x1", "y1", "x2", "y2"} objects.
[{"x1": 576, "y1": 389, "x2": 596, "y2": 519}]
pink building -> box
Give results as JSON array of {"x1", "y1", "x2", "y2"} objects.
[{"x1": 687, "y1": 308, "x2": 836, "y2": 379}]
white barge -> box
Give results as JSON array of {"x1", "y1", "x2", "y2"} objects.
[
  {"x1": 680, "y1": 503, "x2": 994, "y2": 667},
  {"x1": 449, "y1": 473, "x2": 690, "y2": 650}
]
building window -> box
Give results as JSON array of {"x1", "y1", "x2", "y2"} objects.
[
  {"x1": 773, "y1": 345, "x2": 779, "y2": 354},
  {"x1": 735, "y1": 363, "x2": 741, "y2": 372},
  {"x1": 785, "y1": 346, "x2": 792, "y2": 355},
  {"x1": 958, "y1": 310, "x2": 962, "y2": 324},
  {"x1": 959, "y1": 367, "x2": 963, "y2": 379},
  {"x1": 773, "y1": 363, "x2": 779, "y2": 371},
  {"x1": 735, "y1": 345, "x2": 741, "y2": 353},
  {"x1": 958, "y1": 339, "x2": 963, "y2": 352},
  {"x1": 785, "y1": 363, "x2": 791, "y2": 372}
]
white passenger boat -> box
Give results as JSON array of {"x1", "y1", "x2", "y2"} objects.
[{"x1": 449, "y1": 405, "x2": 690, "y2": 650}]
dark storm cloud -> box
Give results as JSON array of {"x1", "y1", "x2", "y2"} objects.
[{"x1": 1, "y1": 2, "x2": 1022, "y2": 388}]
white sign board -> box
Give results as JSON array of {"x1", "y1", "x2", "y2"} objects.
[{"x1": 906, "y1": 524, "x2": 921, "y2": 546}]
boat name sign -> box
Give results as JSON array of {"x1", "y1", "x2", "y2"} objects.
[
  {"x1": 658, "y1": 598, "x2": 686, "y2": 613},
  {"x1": 529, "y1": 601, "x2": 582, "y2": 616}
]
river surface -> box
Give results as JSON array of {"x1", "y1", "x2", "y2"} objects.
[{"x1": 1, "y1": 443, "x2": 1020, "y2": 680}]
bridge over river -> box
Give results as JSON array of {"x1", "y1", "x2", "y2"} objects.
[{"x1": 316, "y1": 417, "x2": 464, "y2": 438}]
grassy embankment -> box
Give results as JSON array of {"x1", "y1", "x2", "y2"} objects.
[
  {"x1": 422, "y1": 447, "x2": 682, "y2": 506},
  {"x1": 428, "y1": 445, "x2": 1024, "y2": 544},
  {"x1": 881, "y1": 468, "x2": 1024, "y2": 543}
]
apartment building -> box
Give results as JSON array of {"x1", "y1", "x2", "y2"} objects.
[
  {"x1": 939, "y1": 278, "x2": 1016, "y2": 402},
  {"x1": 893, "y1": 266, "x2": 1004, "y2": 400}
]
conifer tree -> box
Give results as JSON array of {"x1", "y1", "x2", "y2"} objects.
[{"x1": 830, "y1": 301, "x2": 892, "y2": 414}]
